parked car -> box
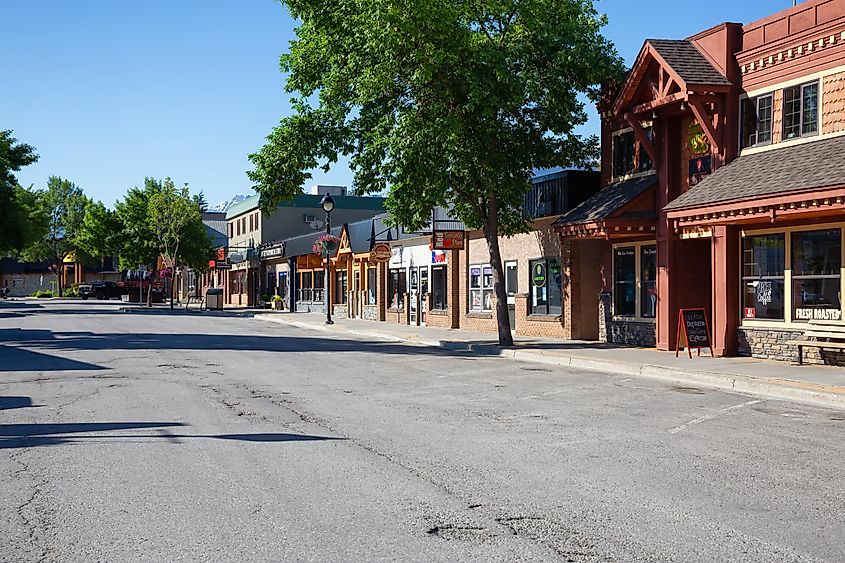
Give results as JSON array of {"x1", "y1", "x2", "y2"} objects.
[
  {"x1": 76, "y1": 284, "x2": 92, "y2": 299},
  {"x1": 83, "y1": 280, "x2": 123, "y2": 300}
]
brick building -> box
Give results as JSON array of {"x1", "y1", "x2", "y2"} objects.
[{"x1": 556, "y1": 0, "x2": 845, "y2": 363}]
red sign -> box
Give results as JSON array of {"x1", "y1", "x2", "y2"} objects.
[
  {"x1": 744, "y1": 307, "x2": 756, "y2": 319},
  {"x1": 216, "y1": 247, "x2": 226, "y2": 261},
  {"x1": 432, "y1": 230, "x2": 465, "y2": 250},
  {"x1": 208, "y1": 260, "x2": 216, "y2": 269}
]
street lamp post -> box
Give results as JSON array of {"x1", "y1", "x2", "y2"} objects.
[{"x1": 321, "y1": 194, "x2": 335, "y2": 325}]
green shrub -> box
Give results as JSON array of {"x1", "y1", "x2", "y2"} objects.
[
  {"x1": 33, "y1": 290, "x2": 55, "y2": 298},
  {"x1": 64, "y1": 287, "x2": 79, "y2": 297}
]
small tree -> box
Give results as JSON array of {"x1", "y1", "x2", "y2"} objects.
[
  {"x1": 75, "y1": 200, "x2": 122, "y2": 272},
  {"x1": 22, "y1": 177, "x2": 89, "y2": 296},
  {"x1": 147, "y1": 178, "x2": 205, "y2": 309},
  {"x1": 249, "y1": 0, "x2": 624, "y2": 345}
]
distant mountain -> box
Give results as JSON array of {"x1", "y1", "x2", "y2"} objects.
[{"x1": 208, "y1": 194, "x2": 249, "y2": 213}]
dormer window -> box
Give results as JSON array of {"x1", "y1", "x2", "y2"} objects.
[
  {"x1": 783, "y1": 81, "x2": 819, "y2": 140},
  {"x1": 741, "y1": 94, "x2": 772, "y2": 148}
]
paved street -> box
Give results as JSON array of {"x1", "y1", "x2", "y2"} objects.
[{"x1": 1, "y1": 301, "x2": 844, "y2": 562}]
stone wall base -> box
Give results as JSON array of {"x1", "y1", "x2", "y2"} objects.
[
  {"x1": 738, "y1": 326, "x2": 845, "y2": 365},
  {"x1": 598, "y1": 292, "x2": 656, "y2": 346},
  {"x1": 362, "y1": 304, "x2": 378, "y2": 321}
]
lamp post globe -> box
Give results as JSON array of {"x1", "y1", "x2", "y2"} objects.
[
  {"x1": 321, "y1": 193, "x2": 335, "y2": 324},
  {"x1": 320, "y1": 193, "x2": 335, "y2": 213}
]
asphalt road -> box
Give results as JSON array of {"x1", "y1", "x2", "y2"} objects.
[{"x1": 1, "y1": 300, "x2": 844, "y2": 562}]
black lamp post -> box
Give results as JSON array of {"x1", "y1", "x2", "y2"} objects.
[{"x1": 321, "y1": 193, "x2": 335, "y2": 325}]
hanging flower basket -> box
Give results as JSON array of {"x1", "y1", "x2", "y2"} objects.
[{"x1": 313, "y1": 234, "x2": 341, "y2": 255}]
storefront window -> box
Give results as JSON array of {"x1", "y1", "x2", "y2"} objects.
[
  {"x1": 367, "y1": 267, "x2": 377, "y2": 305},
  {"x1": 742, "y1": 234, "x2": 785, "y2": 320},
  {"x1": 640, "y1": 246, "x2": 657, "y2": 318},
  {"x1": 388, "y1": 268, "x2": 406, "y2": 309},
  {"x1": 529, "y1": 258, "x2": 562, "y2": 315},
  {"x1": 313, "y1": 271, "x2": 324, "y2": 302},
  {"x1": 300, "y1": 271, "x2": 312, "y2": 302},
  {"x1": 613, "y1": 247, "x2": 636, "y2": 316},
  {"x1": 431, "y1": 265, "x2": 447, "y2": 310},
  {"x1": 335, "y1": 270, "x2": 348, "y2": 304},
  {"x1": 469, "y1": 264, "x2": 494, "y2": 311},
  {"x1": 612, "y1": 129, "x2": 653, "y2": 178},
  {"x1": 792, "y1": 229, "x2": 841, "y2": 321}
]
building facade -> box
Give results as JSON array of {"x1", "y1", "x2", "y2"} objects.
[{"x1": 556, "y1": 0, "x2": 845, "y2": 363}]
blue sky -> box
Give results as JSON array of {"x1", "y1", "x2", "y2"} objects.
[{"x1": 3, "y1": 0, "x2": 786, "y2": 206}]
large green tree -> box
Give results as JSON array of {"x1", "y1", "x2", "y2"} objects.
[
  {"x1": 249, "y1": 0, "x2": 624, "y2": 345},
  {"x1": 21, "y1": 176, "x2": 89, "y2": 296},
  {"x1": 76, "y1": 200, "x2": 123, "y2": 271},
  {"x1": 0, "y1": 131, "x2": 41, "y2": 253},
  {"x1": 114, "y1": 177, "x2": 163, "y2": 272}
]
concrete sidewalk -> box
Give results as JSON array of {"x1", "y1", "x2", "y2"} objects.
[{"x1": 254, "y1": 311, "x2": 845, "y2": 410}]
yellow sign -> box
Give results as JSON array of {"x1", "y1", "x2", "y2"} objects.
[{"x1": 62, "y1": 252, "x2": 77, "y2": 263}]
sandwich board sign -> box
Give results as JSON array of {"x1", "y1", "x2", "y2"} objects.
[{"x1": 675, "y1": 308, "x2": 714, "y2": 358}]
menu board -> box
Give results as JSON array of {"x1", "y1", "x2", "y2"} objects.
[{"x1": 675, "y1": 308, "x2": 714, "y2": 358}]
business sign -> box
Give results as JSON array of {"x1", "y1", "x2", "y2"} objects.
[
  {"x1": 795, "y1": 308, "x2": 842, "y2": 321},
  {"x1": 214, "y1": 262, "x2": 232, "y2": 270},
  {"x1": 228, "y1": 252, "x2": 245, "y2": 264},
  {"x1": 216, "y1": 247, "x2": 226, "y2": 261},
  {"x1": 370, "y1": 243, "x2": 392, "y2": 262},
  {"x1": 432, "y1": 230, "x2": 465, "y2": 250},
  {"x1": 208, "y1": 260, "x2": 216, "y2": 269},
  {"x1": 260, "y1": 244, "x2": 285, "y2": 260},
  {"x1": 675, "y1": 308, "x2": 714, "y2": 358},
  {"x1": 688, "y1": 155, "x2": 712, "y2": 187},
  {"x1": 532, "y1": 262, "x2": 547, "y2": 287}
]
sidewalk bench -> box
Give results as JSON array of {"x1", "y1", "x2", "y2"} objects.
[{"x1": 786, "y1": 319, "x2": 845, "y2": 365}]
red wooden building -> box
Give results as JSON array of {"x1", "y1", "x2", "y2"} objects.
[{"x1": 556, "y1": 0, "x2": 845, "y2": 363}]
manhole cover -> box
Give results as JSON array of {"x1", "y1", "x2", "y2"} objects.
[{"x1": 672, "y1": 386, "x2": 705, "y2": 394}]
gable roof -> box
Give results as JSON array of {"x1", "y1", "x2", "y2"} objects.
[
  {"x1": 664, "y1": 136, "x2": 845, "y2": 211},
  {"x1": 646, "y1": 40, "x2": 731, "y2": 87},
  {"x1": 554, "y1": 176, "x2": 657, "y2": 226}
]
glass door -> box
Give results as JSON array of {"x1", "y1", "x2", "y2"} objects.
[
  {"x1": 419, "y1": 266, "x2": 429, "y2": 325},
  {"x1": 505, "y1": 261, "x2": 518, "y2": 330}
]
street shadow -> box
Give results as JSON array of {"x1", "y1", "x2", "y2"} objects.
[
  {"x1": 0, "y1": 328, "x2": 474, "y2": 359},
  {"x1": 0, "y1": 421, "x2": 343, "y2": 449},
  {"x1": 0, "y1": 396, "x2": 34, "y2": 410},
  {"x1": 0, "y1": 345, "x2": 108, "y2": 372}
]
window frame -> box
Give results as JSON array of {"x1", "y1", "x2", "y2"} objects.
[
  {"x1": 611, "y1": 241, "x2": 657, "y2": 322},
  {"x1": 468, "y1": 264, "x2": 494, "y2": 312},
  {"x1": 782, "y1": 81, "x2": 819, "y2": 141},
  {"x1": 366, "y1": 266, "x2": 377, "y2": 305},
  {"x1": 388, "y1": 268, "x2": 406, "y2": 310},
  {"x1": 741, "y1": 93, "x2": 773, "y2": 149},
  {"x1": 335, "y1": 269, "x2": 348, "y2": 305},
  {"x1": 611, "y1": 126, "x2": 654, "y2": 181},
  {"x1": 431, "y1": 265, "x2": 447, "y2": 311},
  {"x1": 741, "y1": 233, "x2": 786, "y2": 321},
  {"x1": 740, "y1": 226, "x2": 845, "y2": 326},
  {"x1": 528, "y1": 258, "x2": 562, "y2": 316}
]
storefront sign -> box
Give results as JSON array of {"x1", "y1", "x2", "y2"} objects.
[
  {"x1": 432, "y1": 230, "x2": 465, "y2": 250},
  {"x1": 260, "y1": 244, "x2": 284, "y2": 259},
  {"x1": 214, "y1": 262, "x2": 232, "y2": 270},
  {"x1": 532, "y1": 262, "x2": 547, "y2": 287},
  {"x1": 744, "y1": 307, "x2": 756, "y2": 319},
  {"x1": 675, "y1": 308, "x2": 714, "y2": 358},
  {"x1": 795, "y1": 308, "x2": 842, "y2": 321},
  {"x1": 688, "y1": 155, "x2": 712, "y2": 187},
  {"x1": 370, "y1": 243, "x2": 392, "y2": 262},
  {"x1": 217, "y1": 247, "x2": 226, "y2": 261},
  {"x1": 208, "y1": 260, "x2": 216, "y2": 269},
  {"x1": 228, "y1": 252, "x2": 244, "y2": 264}
]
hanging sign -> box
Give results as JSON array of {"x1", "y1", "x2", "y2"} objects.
[
  {"x1": 532, "y1": 262, "x2": 547, "y2": 287},
  {"x1": 370, "y1": 243, "x2": 392, "y2": 262},
  {"x1": 217, "y1": 247, "x2": 226, "y2": 261},
  {"x1": 675, "y1": 308, "x2": 714, "y2": 358},
  {"x1": 432, "y1": 230, "x2": 465, "y2": 250}
]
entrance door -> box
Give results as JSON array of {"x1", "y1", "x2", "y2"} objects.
[
  {"x1": 353, "y1": 270, "x2": 360, "y2": 318},
  {"x1": 409, "y1": 267, "x2": 419, "y2": 324},
  {"x1": 505, "y1": 261, "x2": 518, "y2": 330},
  {"x1": 418, "y1": 266, "x2": 429, "y2": 325}
]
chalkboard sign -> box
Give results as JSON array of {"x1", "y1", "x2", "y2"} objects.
[{"x1": 675, "y1": 308, "x2": 714, "y2": 358}]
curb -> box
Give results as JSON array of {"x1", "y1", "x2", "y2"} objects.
[{"x1": 253, "y1": 314, "x2": 845, "y2": 410}]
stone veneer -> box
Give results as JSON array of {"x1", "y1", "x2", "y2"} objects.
[
  {"x1": 598, "y1": 293, "x2": 656, "y2": 347},
  {"x1": 362, "y1": 304, "x2": 378, "y2": 321},
  {"x1": 738, "y1": 326, "x2": 845, "y2": 365}
]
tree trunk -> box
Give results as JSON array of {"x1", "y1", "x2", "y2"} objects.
[
  {"x1": 147, "y1": 273, "x2": 153, "y2": 307},
  {"x1": 483, "y1": 195, "x2": 514, "y2": 347},
  {"x1": 169, "y1": 275, "x2": 174, "y2": 310}
]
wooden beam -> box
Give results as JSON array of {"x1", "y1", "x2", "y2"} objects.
[
  {"x1": 629, "y1": 91, "x2": 686, "y2": 115},
  {"x1": 624, "y1": 113, "x2": 658, "y2": 167},
  {"x1": 661, "y1": 75, "x2": 676, "y2": 97},
  {"x1": 688, "y1": 98, "x2": 720, "y2": 155}
]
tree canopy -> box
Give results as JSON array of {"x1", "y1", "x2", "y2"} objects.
[
  {"x1": 248, "y1": 0, "x2": 624, "y2": 345},
  {"x1": 0, "y1": 130, "x2": 41, "y2": 253}
]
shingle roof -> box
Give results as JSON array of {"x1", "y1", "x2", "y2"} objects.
[
  {"x1": 346, "y1": 219, "x2": 375, "y2": 254},
  {"x1": 554, "y1": 176, "x2": 657, "y2": 226},
  {"x1": 647, "y1": 39, "x2": 730, "y2": 86},
  {"x1": 202, "y1": 212, "x2": 228, "y2": 248},
  {"x1": 664, "y1": 136, "x2": 845, "y2": 211}
]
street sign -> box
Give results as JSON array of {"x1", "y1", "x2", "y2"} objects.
[
  {"x1": 432, "y1": 230, "x2": 465, "y2": 250},
  {"x1": 370, "y1": 243, "x2": 392, "y2": 262}
]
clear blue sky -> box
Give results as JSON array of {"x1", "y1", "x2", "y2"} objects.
[{"x1": 3, "y1": 0, "x2": 787, "y2": 207}]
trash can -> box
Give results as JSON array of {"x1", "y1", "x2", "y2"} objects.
[{"x1": 205, "y1": 288, "x2": 224, "y2": 310}]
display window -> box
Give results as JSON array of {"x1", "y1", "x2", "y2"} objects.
[
  {"x1": 613, "y1": 242, "x2": 656, "y2": 320},
  {"x1": 529, "y1": 258, "x2": 562, "y2": 315},
  {"x1": 469, "y1": 264, "x2": 494, "y2": 312}
]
